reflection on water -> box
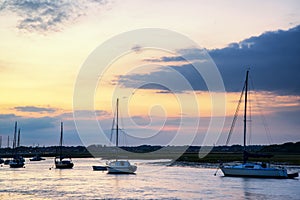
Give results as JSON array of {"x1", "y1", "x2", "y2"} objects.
[{"x1": 0, "y1": 158, "x2": 299, "y2": 199}]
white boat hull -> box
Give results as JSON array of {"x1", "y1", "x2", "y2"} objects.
[
  {"x1": 107, "y1": 160, "x2": 137, "y2": 174},
  {"x1": 221, "y1": 167, "x2": 288, "y2": 178},
  {"x1": 220, "y1": 163, "x2": 289, "y2": 178}
]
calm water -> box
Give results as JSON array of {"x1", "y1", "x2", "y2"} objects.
[{"x1": 0, "y1": 158, "x2": 299, "y2": 199}]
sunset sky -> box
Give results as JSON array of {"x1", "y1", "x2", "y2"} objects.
[{"x1": 0, "y1": 0, "x2": 299, "y2": 147}]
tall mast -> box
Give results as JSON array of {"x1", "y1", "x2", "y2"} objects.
[
  {"x1": 7, "y1": 135, "x2": 9, "y2": 148},
  {"x1": 17, "y1": 128, "x2": 21, "y2": 147},
  {"x1": 60, "y1": 122, "x2": 63, "y2": 159},
  {"x1": 243, "y1": 70, "x2": 249, "y2": 162},
  {"x1": 116, "y1": 98, "x2": 119, "y2": 148},
  {"x1": 13, "y1": 121, "x2": 17, "y2": 149}
]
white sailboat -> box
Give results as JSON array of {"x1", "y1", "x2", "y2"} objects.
[
  {"x1": 107, "y1": 98, "x2": 137, "y2": 174},
  {"x1": 220, "y1": 70, "x2": 298, "y2": 179}
]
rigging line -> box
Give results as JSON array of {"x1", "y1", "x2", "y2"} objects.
[
  {"x1": 110, "y1": 106, "x2": 116, "y2": 145},
  {"x1": 248, "y1": 89, "x2": 252, "y2": 145},
  {"x1": 118, "y1": 103, "x2": 127, "y2": 146},
  {"x1": 122, "y1": 129, "x2": 128, "y2": 146},
  {"x1": 225, "y1": 83, "x2": 246, "y2": 146},
  {"x1": 119, "y1": 106, "x2": 125, "y2": 131},
  {"x1": 249, "y1": 75, "x2": 273, "y2": 144},
  {"x1": 124, "y1": 130, "x2": 128, "y2": 146},
  {"x1": 120, "y1": 129, "x2": 128, "y2": 147}
]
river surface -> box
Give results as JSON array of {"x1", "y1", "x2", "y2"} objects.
[{"x1": 0, "y1": 158, "x2": 299, "y2": 199}]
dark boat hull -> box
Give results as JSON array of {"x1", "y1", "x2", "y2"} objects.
[
  {"x1": 54, "y1": 157, "x2": 74, "y2": 169},
  {"x1": 30, "y1": 158, "x2": 45, "y2": 161},
  {"x1": 4, "y1": 160, "x2": 10, "y2": 165},
  {"x1": 9, "y1": 163, "x2": 25, "y2": 168},
  {"x1": 288, "y1": 172, "x2": 299, "y2": 179},
  {"x1": 30, "y1": 156, "x2": 45, "y2": 161},
  {"x1": 9, "y1": 160, "x2": 25, "y2": 168},
  {"x1": 107, "y1": 170, "x2": 136, "y2": 174},
  {"x1": 55, "y1": 163, "x2": 74, "y2": 169},
  {"x1": 92, "y1": 166, "x2": 107, "y2": 171}
]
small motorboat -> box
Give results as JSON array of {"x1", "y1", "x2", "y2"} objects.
[
  {"x1": 92, "y1": 165, "x2": 107, "y2": 171},
  {"x1": 107, "y1": 160, "x2": 137, "y2": 174},
  {"x1": 30, "y1": 155, "x2": 46, "y2": 161}
]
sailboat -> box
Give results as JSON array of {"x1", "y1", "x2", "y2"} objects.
[
  {"x1": 9, "y1": 122, "x2": 25, "y2": 168},
  {"x1": 220, "y1": 70, "x2": 298, "y2": 179},
  {"x1": 54, "y1": 122, "x2": 74, "y2": 169},
  {"x1": 107, "y1": 98, "x2": 137, "y2": 174}
]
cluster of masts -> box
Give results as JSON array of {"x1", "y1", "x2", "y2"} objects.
[
  {"x1": 2, "y1": 108, "x2": 136, "y2": 174},
  {"x1": 0, "y1": 122, "x2": 22, "y2": 149}
]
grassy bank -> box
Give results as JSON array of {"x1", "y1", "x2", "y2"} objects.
[{"x1": 176, "y1": 152, "x2": 300, "y2": 165}]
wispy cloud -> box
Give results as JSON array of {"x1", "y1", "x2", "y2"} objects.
[
  {"x1": 0, "y1": 0, "x2": 108, "y2": 33},
  {"x1": 144, "y1": 48, "x2": 206, "y2": 63},
  {"x1": 131, "y1": 45, "x2": 143, "y2": 53},
  {"x1": 14, "y1": 106, "x2": 56, "y2": 113}
]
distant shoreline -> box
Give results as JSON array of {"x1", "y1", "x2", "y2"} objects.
[{"x1": 1, "y1": 141, "x2": 299, "y2": 165}]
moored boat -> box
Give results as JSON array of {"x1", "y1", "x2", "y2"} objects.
[
  {"x1": 220, "y1": 70, "x2": 298, "y2": 179},
  {"x1": 55, "y1": 156, "x2": 74, "y2": 169},
  {"x1": 30, "y1": 155, "x2": 46, "y2": 161},
  {"x1": 9, "y1": 155, "x2": 25, "y2": 168},
  {"x1": 92, "y1": 165, "x2": 107, "y2": 171},
  {"x1": 9, "y1": 122, "x2": 25, "y2": 168},
  {"x1": 54, "y1": 122, "x2": 74, "y2": 169},
  {"x1": 106, "y1": 99, "x2": 137, "y2": 174},
  {"x1": 107, "y1": 160, "x2": 137, "y2": 174},
  {"x1": 221, "y1": 162, "x2": 298, "y2": 179}
]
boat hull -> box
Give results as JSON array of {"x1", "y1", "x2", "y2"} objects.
[
  {"x1": 55, "y1": 157, "x2": 74, "y2": 169},
  {"x1": 30, "y1": 156, "x2": 45, "y2": 161},
  {"x1": 9, "y1": 163, "x2": 25, "y2": 168},
  {"x1": 107, "y1": 160, "x2": 137, "y2": 174},
  {"x1": 92, "y1": 166, "x2": 107, "y2": 171},
  {"x1": 9, "y1": 161, "x2": 25, "y2": 168},
  {"x1": 55, "y1": 163, "x2": 74, "y2": 169},
  {"x1": 107, "y1": 166, "x2": 137, "y2": 174},
  {"x1": 221, "y1": 168, "x2": 288, "y2": 178},
  {"x1": 30, "y1": 158, "x2": 45, "y2": 161},
  {"x1": 220, "y1": 163, "x2": 295, "y2": 179}
]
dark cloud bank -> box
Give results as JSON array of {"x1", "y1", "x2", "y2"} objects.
[
  {"x1": 211, "y1": 25, "x2": 300, "y2": 95},
  {"x1": 121, "y1": 25, "x2": 300, "y2": 96}
]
